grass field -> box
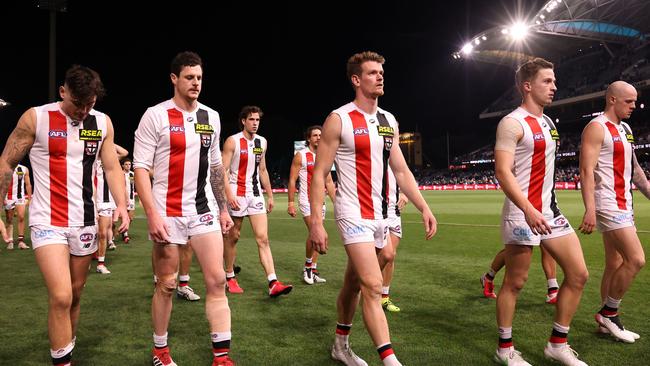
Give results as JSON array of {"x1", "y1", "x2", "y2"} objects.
[{"x1": 0, "y1": 190, "x2": 648, "y2": 365}]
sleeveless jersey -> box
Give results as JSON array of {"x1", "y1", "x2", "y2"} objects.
[
  {"x1": 94, "y1": 161, "x2": 114, "y2": 205},
  {"x1": 332, "y1": 102, "x2": 398, "y2": 220},
  {"x1": 5, "y1": 164, "x2": 28, "y2": 201},
  {"x1": 228, "y1": 131, "x2": 267, "y2": 197},
  {"x1": 502, "y1": 107, "x2": 562, "y2": 220},
  {"x1": 386, "y1": 168, "x2": 401, "y2": 219},
  {"x1": 133, "y1": 99, "x2": 221, "y2": 217},
  {"x1": 125, "y1": 170, "x2": 135, "y2": 201},
  {"x1": 29, "y1": 102, "x2": 107, "y2": 227},
  {"x1": 298, "y1": 148, "x2": 316, "y2": 204},
  {"x1": 591, "y1": 114, "x2": 635, "y2": 211}
]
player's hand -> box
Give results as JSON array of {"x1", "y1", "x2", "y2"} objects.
[
  {"x1": 147, "y1": 210, "x2": 171, "y2": 243},
  {"x1": 422, "y1": 209, "x2": 437, "y2": 240},
  {"x1": 220, "y1": 210, "x2": 234, "y2": 234},
  {"x1": 579, "y1": 210, "x2": 596, "y2": 234},
  {"x1": 287, "y1": 203, "x2": 296, "y2": 217},
  {"x1": 397, "y1": 193, "x2": 409, "y2": 211},
  {"x1": 309, "y1": 222, "x2": 329, "y2": 254},
  {"x1": 227, "y1": 196, "x2": 241, "y2": 211},
  {"x1": 267, "y1": 196, "x2": 274, "y2": 213},
  {"x1": 113, "y1": 205, "x2": 131, "y2": 233},
  {"x1": 524, "y1": 204, "x2": 551, "y2": 235}
]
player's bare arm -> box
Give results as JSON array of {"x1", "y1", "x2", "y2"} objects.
[
  {"x1": 135, "y1": 167, "x2": 170, "y2": 243},
  {"x1": 578, "y1": 122, "x2": 603, "y2": 234},
  {"x1": 287, "y1": 152, "x2": 302, "y2": 217},
  {"x1": 325, "y1": 173, "x2": 336, "y2": 204},
  {"x1": 632, "y1": 152, "x2": 650, "y2": 200},
  {"x1": 388, "y1": 123, "x2": 436, "y2": 239},
  {"x1": 259, "y1": 149, "x2": 274, "y2": 213},
  {"x1": 100, "y1": 117, "x2": 130, "y2": 232},
  {"x1": 494, "y1": 117, "x2": 551, "y2": 235},
  {"x1": 308, "y1": 113, "x2": 341, "y2": 254},
  {"x1": 210, "y1": 162, "x2": 234, "y2": 233},
  {"x1": 221, "y1": 136, "x2": 240, "y2": 211}
]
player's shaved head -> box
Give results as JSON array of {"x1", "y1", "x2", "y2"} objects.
[{"x1": 606, "y1": 80, "x2": 636, "y2": 100}]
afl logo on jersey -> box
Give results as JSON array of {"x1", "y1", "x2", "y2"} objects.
[
  {"x1": 49, "y1": 129, "x2": 67, "y2": 139},
  {"x1": 353, "y1": 127, "x2": 369, "y2": 136},
  {"x1": 533, "y1": 132, "x2": 545, "y2": 141},
  {"x1": 612, "y1": 136, "x2": 622, "y2": 142},
  {"x1": 169, "y1": 126, "x2": 185, "y2": 134}
]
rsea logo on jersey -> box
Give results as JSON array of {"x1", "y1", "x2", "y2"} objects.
[
  {"x1": 353, "y1": 127, "x2": 369, "y2": 136},
  {"x1": 626, "y1": 134, "x2": 635, "y2": 143},
  {"x1": 253, "y1": 147, "x2": 264, "y2": 155},
  {"x1": 49, "y1": 130, "x2": 67, "y2": 139},
  {"x1": 79, "y1": 129, "x2": 102, "y2": 141},
  {"x1": 195, "y1": 124, "x2": 214, "y2": 134},
  {"x1": 550, "y1": 129, "x2": 559, "y2": 141},
  {"x1": 377, "y1": 126, "x2": 394, "y2": 137}
]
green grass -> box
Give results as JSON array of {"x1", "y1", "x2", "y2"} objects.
[{"x1": 0, "y1": 191, "x2": 648, "y2": 365}]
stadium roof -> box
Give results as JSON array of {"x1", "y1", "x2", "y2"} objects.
[{"x1": 453, "y1": 0, "x2": 650, "y2": 66}]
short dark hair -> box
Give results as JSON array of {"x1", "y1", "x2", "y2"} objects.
[
  {"x1": 304, "y1": 125, "x2": 322, "y2": 146},
  {"x1": 120, "y1": 157, "x2": 132, "y2": 165},
  {"x1": 64, "y1": 65, "x2": 106, "y2": 102},
  {"x1": 238, "y1": 105, "x2": 263, "y2": 129},
  {"x1": 346, "y1": 51, "x2": 385, "y2": 82},
  {"x1": 515, "y1": 57, "x2": 554, "y2": 95},
  {"x1": 171, "y1": 51, "x2": 203, "y2": 76}
]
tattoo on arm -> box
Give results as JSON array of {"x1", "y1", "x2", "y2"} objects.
[{"x1": 210, "y1": 163, "x2": 228, "y2": 211}]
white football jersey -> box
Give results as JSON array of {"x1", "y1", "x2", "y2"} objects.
[
  {"x1": 5, "y1": 164, "x2": 28, "y2": 201},
  {"x1": 227, "y1": 131, "x2": 267, "y2": 197}
]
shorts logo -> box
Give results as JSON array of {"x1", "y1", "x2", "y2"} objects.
[
  {"x1": 553, "y1": 217, "x2": 567, "y2": 227},
  {"x1": 34, "y1": 229, "x2": 56, "y2": 239},
  {"x1": 512, "y1": 226, "x2": 532, "y2": 240},
  {"x1": 392, "y1": 225, "x2": 402, "y2": 234},
  {"x1": 612, "y1": 212, "x2": 633, "y2": 223},
  {"x1": 85, "y1": 141, "x2": 98, "y2": 155},
  {"x1": 254, "y1": 202, "x2": 264, "y2": 209},
  {"x1": 200, "y1": 214, "x2": 214, "y2": 223},
  {"x1": 169, "y1": 126, "x2": 185, "y2": 134},
  {"x1": 79, "y1": 233, "x2": 94, "y2": 242},
  {"x1": 49, "y1": 129, "x2": 67, "y2": 139},
  {"x1": 353, "y1": 127, "x2": 369, "y2": 136},
  {"x1": 345, "y1": 225, "x2": 366, "y2": 236},
  {"x1": 533, "y1": 132, "x2": 545, "y2": 141}
]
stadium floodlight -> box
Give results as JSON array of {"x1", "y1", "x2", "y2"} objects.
[
  {"x1": 474, "y1": 39, "x2": 480, "y2": 45},
  {"x1": 641, "y1": 103, "x2": 645, "y2": 109},
  {"x1": 0, "y1": 98, "x2": 9, "y2": 109},
  {"x1": 509, "y1": 22, "x2": 529, "y2": 41},
  {"x1": 481, "y1": 35, "x2": 487, "y2": 41},
  {"x1": 461, "y1": 43, "x2": 474, "y2": 55}
]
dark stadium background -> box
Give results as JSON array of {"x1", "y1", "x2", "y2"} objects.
[{"x1": 0, "y1": 0, "x2": 544, "y2": 175}]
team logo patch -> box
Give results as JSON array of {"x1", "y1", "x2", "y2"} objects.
[
  {"x1": 169, "y1": 125, "x2": 185, "y2": 134},
  {"x1": 79, "y1": 129, "x2": 102, "y2": 141},
  {"x1": 392, "y1": 225, "x2": 402, "y2": 234},
  {"x1": 199, "y1": 214, "x2": 214, "y2": 225},
  {"x1": 384, "y1": 136, "x2": 393, "y2": 151},
  {"x1": 553, "y1": 216, "x2": 567, "y2": 227},
  {"x1": 85, "y1": 141, "x2": 98, "y2": 155},
  {"x1": 201, "y1": 134, "x2": 212, "y2": 148},
  {"x1": 533, "y1": 132, "x2": 545, "y2": 141},
  {"x1": 512, "y1": 226, "x2": 532, "y2": 241},
  {"x1": 79, "y1": 233, "x2": 94, "y2": 242},
  {"x1": 194, "y1": 124, "x2": 214, "y2": 135},
  {"x1": 49, "y1": 129, "x2": 67, "y2": 139},
  {"x1": 353, "y1": 127, "x2": 369, "y2": 136},
  {"x1": 254, "y1": 202, "x2": 264, "y2": 209}
]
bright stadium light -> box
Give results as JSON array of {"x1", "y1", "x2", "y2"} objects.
[
  {"x1": 510, "y1": 22, "x2": 529, "y2": 41},
  {"x1": 481, "y1": 35, "x2": 487, "y2": 41},
  {"x1": 474, "y1": 39, "x2": 480, "y2": 45},
  {"x1": 461, "y1": 43, "x2": 474, "y2": 55},
  {"x1": 641, "y1": 103, "x2": 645, "y2": 109},
  {"x1": 0, "y1": 98, "x2": 9, "y2": 109}
]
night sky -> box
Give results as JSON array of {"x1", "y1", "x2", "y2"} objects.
[{"x1": 0, "y1": 1, "x2": 545, "y2": 173}]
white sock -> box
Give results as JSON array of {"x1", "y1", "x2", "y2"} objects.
[
  {"x1": 178, "y1": 274, "x2": 190, "y2": 282},
  {"x1": 153, "y1": 332, "x2": 168, "y2": 348},
  {"x1": 382, "y1": 286, "x2": 390, "y2": 296},
  {"x1": 382, "y1": 354, "x2": 402, "y2": 366},
  {"x1": 226, "y1": 271, "x2": 235, "y2": 278},
  {"x1": 547, "y1": 278, "x2": 559, "y2": 289},
  {"x1": 51, "y1": 341, "x2": 74, "y2": 361},
  {"x1": 605, "y1": 296, "x2": 622, "y2": 309},
  {"x1": 267, "y1": 273, "x2": 277, "y2": 282}
]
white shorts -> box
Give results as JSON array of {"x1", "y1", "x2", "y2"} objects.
[
  {"x1": 299, "y1": 202, "x2": 326, "y2": 218},
  {"x1": 3, "y1": 198, "x2": 26, "y2": 210},
  {"x1": 596, "y1": 210, "x2": 635, "y2": 232},
  {"x1": 336, "y1": 217, "x2": 388, "y2": 249},
  {"x1": 228, "y1": 195, "x2": 266, "y2": 217},
  {"x1": 155, "y1": 211, "x2": 221, "y2": 245},
  {"x1": 31, "y1": 225, "x2": 98, "y2": 256},
  {"x1": 386, "y1": 216, "x2": 403, "y2": 238},
  {"x1": 127, "y1": 199, "x2": 135, "y2": 211},
  {"x1": 97, "y1": 202, "x2": 116, "y2": 217},
  {"x1": 502, "y1": 214, "x2": 574, "y2": 246}
]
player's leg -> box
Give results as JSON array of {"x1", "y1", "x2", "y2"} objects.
[
  {"x1": 600, "y1": 235, "x2": 623, "y2": 304},
  {"x1": 540, "y1": 245, "x2": 559, "y2": 304},
  {"x1": 96, "y1": 215, "x2": 112, "y2": 273},
  {"x1": 34, "y1": 244, "x2": 75, "y2": 365},
  {"x1": 15, "y1": 204, "x2": 28, "y2": 248},
  {"x1": 151, "y1": 243, "x2": 180, "y2": 365},
  {"x1": 190, "y1": 231, "x2": 234, "y2": 364},
  {"x1": 540, "y1": 233, "x2": 589, "y2": 364},
  {"x1": 331, "y1": 258, "x2": 367, "y2": 366},
  {"x1": 69, "y1": 253, "x2": 93, "y2": 339},
  {"x1": 224, "y1": 217, "x2": 244, "y2": 293},
  {"x1": 380, "y1": 233, "x2": 401, "y2": 312},
  {"x1": 481, "y1": 249, "x2": 506, "y2": 299},
  {"x1": 176, "y1": 242, "x2": 200, "y2": 301},
  {"x1": 494, "y1": 245, "x2": 533, "y2": 364},
  {"x1": 249, "y1": 213, "x2": 292, "y2": 297},
  {"x1": 4, "y1": 207, "x2": 14, "y2": 248}
]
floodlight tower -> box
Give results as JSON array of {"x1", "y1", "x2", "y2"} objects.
[{"x1": 38, "y1": 0, "x2": 67, "y2": 102}]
